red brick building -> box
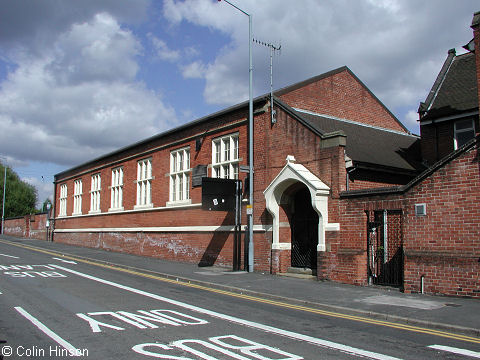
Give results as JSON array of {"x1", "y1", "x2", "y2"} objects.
[
  {"x1": 53, "y1": 65, "x2": 420, "y2": 272},
  {"x1": 339, "y1": 11, "x2": 480, "y2": 297},
  {"x1": 52, "y1": 11, "x2": 480, "y2": 297}
]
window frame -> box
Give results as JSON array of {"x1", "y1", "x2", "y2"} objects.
[
  {"x1": 110, "y1": 166, "x2": 124, "y2": 211},
  {"x1": 212, "y1": 133, "x2": 239, "y2": 180},
  {"x1": 89, "y1": 173, "x2": 101, "y2": 214},
  {"x1": 135, "y1": 158, "x2": 153, "y2": 209},
  {"x1": 59, "y1": 184, "x2": 68, "y2": 217},
  {"x1": 169, "y1": 147, "x2": 191, "y2": 205},
  {"x1": 73, "y1": 179, "x2": 82, "y2": 215},
  {"x1": 454, "y1": 118, "x2": 475, "y2": 150}
]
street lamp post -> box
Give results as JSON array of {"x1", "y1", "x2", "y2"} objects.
[
  {"x1": 219, "y1": 0, "x2": 254, "y2": 272},
  {"x1": 1, "y1": 165, "x2": 6, "y2": 235}
]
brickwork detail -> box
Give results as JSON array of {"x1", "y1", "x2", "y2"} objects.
[{"x1": 279, "y1": 68, "x2": 407, "y2": 133}]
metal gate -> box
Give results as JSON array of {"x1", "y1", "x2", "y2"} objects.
[
  {"x1": 291, "y1": 188, "x2": 318, "y2": 269},
  {"x1": 367, "y1": 210, "x2": 403, "y2": 287}
]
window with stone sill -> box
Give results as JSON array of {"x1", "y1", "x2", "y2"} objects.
[
  {"x1": 90, "y1": 173, "x2": 101, "y2": 213},
  {"x1": 73, "y1": 179, "x2": 82, "y2": 215},
  {"x1": 169, "y1": 147, "x2": 190, "y2": 204},
  {"x1": 136, "y1": 158, "x2": 152, "y2": 208},
  {"x1": 212, "y1": 133, "x2": 239, "y2": 179},
  {"x1": 59, "y1": 184, "x2": 67, "y2": 216},
  {"x1": 110, "y1": 167, "x2": 123, "y2": 211}
]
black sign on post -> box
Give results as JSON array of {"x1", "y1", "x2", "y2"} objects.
[
  {"x1": 201, "y1": 177, "x2": 237, "y2": 211},
  {"x1": 202, "y1": 177, "x2": 243, "y2": 271}
]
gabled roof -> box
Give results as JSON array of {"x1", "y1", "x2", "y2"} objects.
[
  {"x1": 290, "y1": 107, "x2": 422, "y2": 173},
  {"x1": 56, "y1": 66, "x2": 417, "y2": 180},
  {"x1": 420, "y1": 51, "x2": 478, "y2": 120},
  {"x1": 276, "y1": 66, "x2": 411, "y2": 134},
  {"x1": 340, "y1": 135, "x2": 479, "y2": 198}
]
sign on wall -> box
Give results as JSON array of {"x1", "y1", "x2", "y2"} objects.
[{"x1": 201, "y1": 178, "x2": 238, "y2": 211}]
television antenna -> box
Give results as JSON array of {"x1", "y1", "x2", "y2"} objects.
[{"x1": 253, "y1": 39, "x2": 281, "y2": 124}]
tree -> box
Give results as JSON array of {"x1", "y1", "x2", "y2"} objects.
[{"x1": 0, "y1": 163, "x2": 37, "y2": 218}]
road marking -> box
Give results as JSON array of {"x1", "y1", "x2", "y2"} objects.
[
  {"x1": 428, "y1": 345, "x2": 480, "y2": 358},
  {"x1": 134, "y1": 335, "x2": 303, "y2": 360},
  {"x1": 52, "y1": 257, "x2": 77, "y2": 264},
  {"x1": 14, "y1": 306, "x2": 82, "y2": 356},
  {"x1": 0, "y1": 253, "x2": 19, "y2": 259},
  {"x1": 55, "y1": 258, "x2": 480, "y2": 344},
  {"x1": 2, "y1": 239, "x2": 479, "y2": 345},
  {"x1": 3, "y1": 270, "x2": 66, "y2": 278},
  {"x1": 51, "y1": 264, "x2": 402, "y2": 360}
]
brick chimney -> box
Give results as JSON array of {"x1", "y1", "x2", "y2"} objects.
[{"x1": 472, "y1": 11, "x2": 480, "y2": 131}]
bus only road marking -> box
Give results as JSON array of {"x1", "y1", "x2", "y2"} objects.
[{"x1": 50, "y1": 264, "x2": 402, "y2": 360}]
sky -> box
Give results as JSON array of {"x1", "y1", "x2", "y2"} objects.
[{"x1": 0, "y1": 0, "x2": 478, "y2": 206}]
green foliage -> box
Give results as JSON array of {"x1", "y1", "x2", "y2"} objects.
[{"x1": 0, "y1": 163, "x2": 38, "y2": 218}]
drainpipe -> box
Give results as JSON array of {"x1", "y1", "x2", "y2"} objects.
[
  {"x1": 346, "y1": 167, "x2": 356, "y2": 191},
  {"x1": 421, "y1": 275, "x2": 425, "y2": 294},
  {"x1": 51, "y1": 178, "x2": 57, "y2": 242}
]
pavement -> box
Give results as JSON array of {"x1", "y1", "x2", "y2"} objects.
[{"x1": 1, "y1": 234, "x2": 479, "y2": 338}]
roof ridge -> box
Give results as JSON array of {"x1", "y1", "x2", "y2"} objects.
[
  {"x1": 421, "y1": 49, "x2": 456, "y2": 114},
  {"x1": 293, "y1": 108, "x2": 419, "y2": 138}
]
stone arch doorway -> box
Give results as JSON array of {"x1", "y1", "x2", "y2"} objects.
[
  {"x1": 264, "y1": 156, "x2": 335, "y2": 274},
  {"x1": 290, "y1": 186, "x2": 319, "y2": 270}
]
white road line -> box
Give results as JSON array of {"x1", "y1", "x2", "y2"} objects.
[
  {"x1": 0, "y1": 253, "x2": 19, "y2": 259},
  {"x1": 428, "y1": 345, "x2": 480, "y2": 358},
  {"x1": 50, "y1": 264, "x2": 402, "y2": 360},
  {"x1": 52, "y1": 257, "x2": 77, "y2": 264},
  {"x1": 14, "y1": 306, "x2": 81, "y2": 356}
]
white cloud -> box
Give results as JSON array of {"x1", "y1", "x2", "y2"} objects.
[
  {"x1": 149, "y1": 34, "x2": 181, "y2": 62},
  {"x1": 403, "y1": 109, "x2": 421, "y2": 134},
  {"x1": 50, "y1": 13, "x2": 141, "y2": 85},
  {"x1": 0, "y1": 0, "x2": 149, "y2": 55},
  {"x1": 22, "y1": 176, "x2": 53, "y2": 206},
  {"x1": 163, "y1": 0, "x2": 478, "y2": 124},
  {"x1": 181, "y1": 61, "x2": 207, "y2": 79},
  {"x1": 0, "y1": 12, "x2": 177, "y2": 167}
]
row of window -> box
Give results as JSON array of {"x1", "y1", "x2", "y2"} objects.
[{"x1": 58, "y1": 133, "x2": 240, "y2": 216}]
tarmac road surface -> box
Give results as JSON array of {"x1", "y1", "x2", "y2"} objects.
[{"x1": 0, "y1": 237, "x2": 479, "y2": 359}]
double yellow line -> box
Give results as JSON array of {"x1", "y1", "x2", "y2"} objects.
[{"x1": 1, "y1": 239, "x2": 479, "y2": 344}]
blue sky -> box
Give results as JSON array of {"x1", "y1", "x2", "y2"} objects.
[{"x1": 0, "y1": 0, "x2": 478, "y2": 205}]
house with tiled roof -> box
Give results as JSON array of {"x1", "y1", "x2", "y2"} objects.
[
  {"x1": 339, "y1": 11, "x2": 480, "y2": 297},
  {"x1": 418, "y1": 48, "x2": 478, "y2": 164}
]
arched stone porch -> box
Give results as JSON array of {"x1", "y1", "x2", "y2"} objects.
[{"x1": 264, "y1": 155, "x2": 339, "y2": 274}]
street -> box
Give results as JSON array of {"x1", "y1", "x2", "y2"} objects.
[{"x1": 0, "y1": 238, "x2": 479, "y2": 359}]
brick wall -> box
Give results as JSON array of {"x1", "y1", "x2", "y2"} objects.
[
  {"x1": 402, "y1": 141, "x2": 480, "y2": 297},
  {"x1": 53, "y1": 104, "x2": 254, "y2": 268},
  {"x1": 279, "y1": 68, "x2": 407, "y2": 133},
  {"x1": 3, "y1": 213, "x2": 49, "y2": 240},
  {"x1": 338, "y1": 139, "x2": 480, "y2": 297},
  {"x1": 53, "y1": 83, "x2": 413, "y2": 275},
  {"x1": 252, "y1": 105, "x2": 345, "y2": 273},
  {"x1": 3, "y1": 217, "x2": 25, "y2": 237}
]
